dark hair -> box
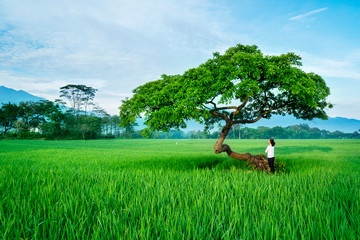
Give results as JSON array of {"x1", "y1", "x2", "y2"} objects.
[{"x1": 270, "y1": 138, "x2": 275, "y2": 146}]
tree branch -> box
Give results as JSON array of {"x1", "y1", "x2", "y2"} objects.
[
  {"x1": 210, "y1": 111, "x2": 229, "y2": 121},
  {"x1": 207, "y1": 100, "x2": 217, "y2": 109},
  {"x1": 233, "y1": 109, "x2": 272, "y2": 124},
  {"x1": 207, "y1": 98, "x2": 236, "y2": 121},
  {"x1": 230, "y1": 96, "x2": 249, "y2": 119},
  {"x1": 201, "y1": 104, "x2": 211, "y2": 110},
  {"x1": 213, "y1": 106, "x2": 238, "y2": 111}
]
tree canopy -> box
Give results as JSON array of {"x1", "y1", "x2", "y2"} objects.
[
  {"x1": 60, "y1": 84, "x2": 98, "y2": 115},
  {"x1": 0, "y1": 84, "x2": 124, "y2": 140},
  {"x1": 119, "y1": 44, "x2": 332, "y2": 171},
  {"x1": 119, "y1": 44, "x2": 332, "y2": 134}
]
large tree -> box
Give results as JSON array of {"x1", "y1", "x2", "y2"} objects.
[
  {"x1": 119, "y1": 44, "x2": 332, "y2": 170},
  {"x1": 0, "y1": 103, "x2": 19, "y2": 134},
  {"x1": 59, "y1": 84, "x2": 98, "y2": 115}
]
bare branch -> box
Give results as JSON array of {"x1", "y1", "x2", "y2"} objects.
[
  {"x1": 207, "y1": 101, "x2": 217, "y2": 109},
  {"x1": 213, "y1": 106, "x2": 238, "y2": 111},
  {"x1": 237, "y1": 95, "x2": 250, "y2": 112},
  {"x1": 210, "y1": 111, "x2": 229, "y2": 121},
  {"x1": 195, "y1": 107, "x2": 229, "y2": 121},
  {"x1": 201, "y1": 104, "x2": 211, "y2": 110},
  {"x1": 233, "y1": 109, "x2": 272, "y2": 124},
  {"x1": 230, "y1": 96, "x2": 249, "y2": 119}
]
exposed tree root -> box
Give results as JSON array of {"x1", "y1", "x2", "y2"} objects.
[{"x1": 220, "y1": 144, "x2": 270, "y2": 172}]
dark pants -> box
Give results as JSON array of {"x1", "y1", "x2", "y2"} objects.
[{"x1": 268, "y1": 157, "x2": 275, "y2": 173}]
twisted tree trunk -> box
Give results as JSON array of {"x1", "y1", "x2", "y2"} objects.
[{"x1": 214, "y1": 122, "x2": 270, "y2": 171}]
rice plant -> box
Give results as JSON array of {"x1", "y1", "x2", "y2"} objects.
[{"x1": 0, "y1": 139, "x2": 359, "y2": 239}]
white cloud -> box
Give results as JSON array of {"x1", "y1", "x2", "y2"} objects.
[
  {"x1": 300, "y1": 52, "x2": 360, "y2": 80},
  {"x1": 289, "y1": 7, "x2": 328, "y2": 21},
  {"x1": 262, "y1": 48, "x2": 360, "y2": 81},
  {"x1": 0, "y1": 70, "x2": 132, "y2": 115},
  {"x1": 327, "y1": 102, "x2": 360, "y2": 119},
  {"x1": 1, "y1": 1, "x2": 359, "y2": 119},
  {"x1": 0, "y1": 0, "x2": 236, "y2": 114},
  {"x1": 295, "y1": 51, "x2": 360, "y2": 119}
]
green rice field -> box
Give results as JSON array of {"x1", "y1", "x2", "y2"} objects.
[{"x1": 0, "y1": 139, "x2": 359, "y2": 239}]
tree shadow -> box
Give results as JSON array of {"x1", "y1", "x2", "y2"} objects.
[
  {"x1": 196, "y1": 158, "x2": 223, "y2": 170},
  {"x1": 129, "y1": 156, "x2": 248, "y2": 171},
  {"x1": 121, "y1": 156, "x2": 228, "y2": 171},
  {"x1": 196, "y1": 157, "x2": 249, "y2": 171}
]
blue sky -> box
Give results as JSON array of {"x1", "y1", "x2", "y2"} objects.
[{"x1": 0, "y1": 0, "x2": 359, "y2": 119}]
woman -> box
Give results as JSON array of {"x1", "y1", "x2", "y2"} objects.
[{"x1": 265, "y1": 138, "x2": 275, "y2": 173}]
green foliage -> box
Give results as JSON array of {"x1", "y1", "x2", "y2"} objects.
[
  {"x1": 119, "y1": 44, "x2": 332, "y2": 134},
  {"x1": 0, "y1": 100, "x2": 121, "y2": 140},
  {"x1": 0, "y1": 139, "x2": 359, "y2": 239},
  {"x1": 0, "y1": 102, "x2": 18, "y2": 134},
  {"x1": 0, "y1": 84, "x2": 125, "y2": 139},
  {"x1": 16, "y1": 131, "x2": 43, "y2": 139},
  {"x1": 59, "y1": 84, "x2": 98, "y2": 115},
  {"x1": 93, "y1": 124, "x2": 360, "y2": 140},
  {"x1": 228, "y1": 124, "x2": 360, "y2": 139}
]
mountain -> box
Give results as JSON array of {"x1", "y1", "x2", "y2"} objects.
[
  {"x1": 1, "y1": 86, "x2": 359, "y2": 133},
  {"x1": 136, "y1": 115, "x2": 360, "y2": 133},
  {"x1": 248, "y1": 115, "x2": 360, "y2": 133},
  {"x1": 0, "y1": 86, "x2": 46, "y2": 105}
]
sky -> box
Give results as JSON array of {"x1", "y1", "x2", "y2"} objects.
[{"x1": 0, "y1": 0, "x2": 359, "y2": 119}]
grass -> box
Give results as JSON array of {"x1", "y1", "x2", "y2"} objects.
[{"x1": 0, "y1": 139, "x2": 359, "y2": 239}]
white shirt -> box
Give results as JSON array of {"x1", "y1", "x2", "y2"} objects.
[{"x1": 265, "y1": 145, "x2": 275, "y2": 158}]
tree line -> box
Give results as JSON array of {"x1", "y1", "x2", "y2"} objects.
[
  {"x1": 1, "y1": 99, "x2": 359, "y2": 140},
  {"x1": 1, "y1": 84, "x2": 359, "y2": 140},
  {"x1": 0, "y1": 84, "x2": 130, "y2": 139},
  {"x1": 119, "y1": 124, "x2": 360, "y2": 140},
  {"x1": 189, "y1": 124, "x2": 360, "y2": 139}
]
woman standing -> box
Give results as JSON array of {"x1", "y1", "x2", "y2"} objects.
[{"x1": 265, "y1": 139, "x2": 275, "y2": 173}]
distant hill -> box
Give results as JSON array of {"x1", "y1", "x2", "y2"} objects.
[
  {"x1": 136, "y1": 115, "x2": 360, "y2": 134},
  {"x1": 248, "y1": 115, "x2": 360, "y2": 133},
  {"x1": 1, "y1": 86, "x2": 359, "y2": 133},
  {"x1": 0, "y1": 86, "x2": 45, "y2": 105}
]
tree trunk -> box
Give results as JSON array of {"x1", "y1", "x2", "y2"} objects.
[{"x1": 214, "y1": 123, "x2": 270, "y2": 172}]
